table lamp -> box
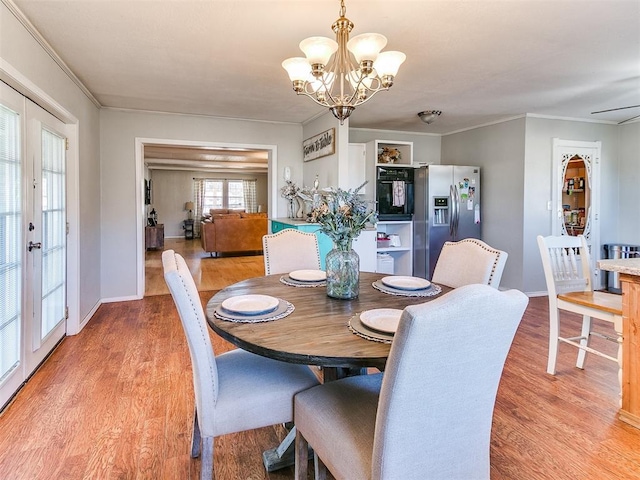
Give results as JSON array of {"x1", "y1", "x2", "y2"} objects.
[{"x1": 185, "y1": 201, "x2": 195, "y2": 220}]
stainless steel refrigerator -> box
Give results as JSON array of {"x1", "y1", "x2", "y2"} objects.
[{"x1": 413, "y1": 165, "x2": 481, "y2": 279}]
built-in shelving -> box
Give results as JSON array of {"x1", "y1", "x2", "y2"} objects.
[
  {"x1": 376, "y1": 220, "x2": 413, "y2": 276},
  {"x1": 367, "y1": 140, "x2": 413, "y2": 167}
]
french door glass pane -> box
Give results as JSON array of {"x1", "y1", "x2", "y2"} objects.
[
  {"x1": 0, "y1": 104, "x2": 22, "y2": 381},
  {"x1": 40, "y1": 128, "x2": 65, "y2": 340}
]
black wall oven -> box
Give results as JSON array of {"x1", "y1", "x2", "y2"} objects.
[{"x1": 376, "y1": 166, "x2": 414, "y2": 221}]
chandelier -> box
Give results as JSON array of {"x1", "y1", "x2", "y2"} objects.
[{"x1": 282, "y1": 0, "x2": 406, "y2": 124}]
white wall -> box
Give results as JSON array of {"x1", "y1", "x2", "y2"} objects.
[
  {"x1": 99, "y1": 108, "x2": 302, "y2": 300},
  {"x1": 1, "y1": 2, "x2": 102, "y2": 326},
  {"x1": 523, "y1": 116, "x2": 621, "y2": 292},
  {"x1": 441, "y1": 118, "x2": 527, "y2": 290},
  {"x1": 151, "y1": 170, "x2": 268, "y2": 237},
  {"x1": 617, "y1": 122, "x2": 640, "y2": 244}
]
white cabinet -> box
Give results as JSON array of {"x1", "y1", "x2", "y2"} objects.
[
  {"x1": 376, "y1": 221, "x2": 413, "y2": 276},
  {"x1": 353, "y1": 229, "x2": 377, "y2": 273},
  {"x1": 344, "y1": 143, "x2": 367, "y2": 193}
]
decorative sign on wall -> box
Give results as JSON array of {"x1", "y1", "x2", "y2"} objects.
[{"x1": 303, "y1": 128, "x2": 335, "y2": 162}]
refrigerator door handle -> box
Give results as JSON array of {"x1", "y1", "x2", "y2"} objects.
[
  {"x1": 454, "y1": 185, "x2": 460, "y2": 240},
  {"x1": 449, "y1": 184, "x2": 456, "y2": 237}
]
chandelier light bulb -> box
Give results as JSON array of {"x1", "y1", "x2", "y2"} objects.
[
  {"x1": 299, "y1": 36, "x2": 338, "y2": 70},
  {"x1": 373, "y1": 51, "x2": 406, "y2": 78},
  {"x1": 347, "y1": 33, "x2": 387, "y2": 63},
  {"x1": 282, "y1": 57, "x2": 311, "y2": 82}
]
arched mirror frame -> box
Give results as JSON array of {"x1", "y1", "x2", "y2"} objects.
[
  {"x1": 560, "y1": 153, "x2": 592, "y2": 238},
  {"x1": 552, "y1": 138, "x2": 602, "y2": 286}
]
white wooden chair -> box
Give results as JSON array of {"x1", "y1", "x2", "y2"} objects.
[
  {"x1": 536, "y1": 235, "x2": 622, "y2": 376},
  {"x1": 294, "y1": 284, "x2": 528, "y2": 480},
  {"x1": 431, "y1": 238, "x2": 508, "y2": 288},
  {"x1": 262, "y1": 229, "x2": 321, "y2": 275},
  {"x1": 162, "y1": 250, "x2": 319, "y2": 480}
]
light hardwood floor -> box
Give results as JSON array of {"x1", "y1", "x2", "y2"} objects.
[
  {"x1": 145, "y1": 237, "x2": 265, "y2": 296},
  {"x1": 1, "y1": 242, "x2": 640, "y2": 479}
]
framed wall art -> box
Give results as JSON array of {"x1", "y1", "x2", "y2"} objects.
[{"x1": 303, "y1": 128, "x2": 335, "y2": 162}]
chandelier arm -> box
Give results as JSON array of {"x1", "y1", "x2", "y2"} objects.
[
  {"x1": 350, "y1": 86, "x2": 388, "y2": 107},
  {"x1": 296, "y1": 89, "x2": 332, "y2": 108}
]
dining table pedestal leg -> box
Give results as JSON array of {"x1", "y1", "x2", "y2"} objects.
[{"x1": 262, "y1": 366, "x2": 366, "y2": 471}]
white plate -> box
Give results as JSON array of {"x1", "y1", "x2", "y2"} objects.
[
  {"x1": 381, "y1": 276, "x2": 431, "y2": 291},
  {"x1": 360, "y1": 308, "x2": 403, "y2": 334},
  {"x1": 221, "y1": 294, "x2": 279, "y2": 315},
  {"x1": 289, "y1": 269, "x2": 327, "y2": 282}
]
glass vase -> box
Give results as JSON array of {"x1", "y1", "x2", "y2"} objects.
[
  {"x1": 326, "y1": 242, "x2": 360, "y2": 300},
  {"x1": 288, "y1": 199, "x2": 295, "y2": 218}
]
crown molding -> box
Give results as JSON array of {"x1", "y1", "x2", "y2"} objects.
[
  {"x1": 2, "y1": 0, "x2": 101, "y2": 108},
  {"x1": 101, "y1": 106, "x2": 301, "y2": 126}
]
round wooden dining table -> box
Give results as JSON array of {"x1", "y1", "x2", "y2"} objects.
[
  {"x1": 205, "y1": 272, "x2": 450, "y2": 471},
  {"x1": 205, "y1": 272, "x2": 449, "y2": 380}
]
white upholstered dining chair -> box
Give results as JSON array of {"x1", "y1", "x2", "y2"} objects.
[
  {"x1": 162, "y1": 250, "x2": 319, "y2": 480},
  {"x1": 431, "y1": 238, "x2": 508, "y2": 288},
  {"x1": 537, "y1": 234, "x2": 622, "y2": 375},
  {"x1": 293, "y1": 284, "x2": 528, "y2": 480},
  {"x1": 262, "y1": 228, "x2": 321, "y2": 275}
]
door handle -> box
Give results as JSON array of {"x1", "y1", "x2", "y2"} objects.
[
  {"x1": 449, "y1": 185, "x2": 455, "y2": 237},
  {"x1": 28, "y1": 241, "x2": 42, "y2": 252}
]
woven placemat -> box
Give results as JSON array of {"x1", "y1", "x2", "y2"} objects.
[
  {"x1": 372, "y1": 280, "x2": 442, "y2": 297},
  {"x1": 348, "y1": 314, "x2": 394, "y2": 344},
  {"x1": 214, "y1": 299, "x2": 294, "y2": 323},
  {"x1": 279, "y1": 275, "x2": 326, "y2": 288}
]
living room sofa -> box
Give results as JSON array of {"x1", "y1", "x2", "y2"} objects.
[{"x1": 200, "y1": 209, "x2": 268, "y2": 257}]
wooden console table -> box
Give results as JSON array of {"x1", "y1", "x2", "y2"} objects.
[
  {"x1": 598, "y1": 258, "x2": 640, "y2": 429},
  {"x1": 145, "y1": 224, "x2": 164, "y2": 250}
]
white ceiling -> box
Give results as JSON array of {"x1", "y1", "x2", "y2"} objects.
[{"x1": 9, "y1": 0, "x2": 640, "y2": 167}]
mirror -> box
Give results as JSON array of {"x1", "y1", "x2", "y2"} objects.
[{"x1": 561, "y1": 154, "x2": 591, "y2": 238}]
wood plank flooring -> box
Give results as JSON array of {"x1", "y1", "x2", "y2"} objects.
[
  {"x1": 145, "y1": 238, "x2": 265, "y2": 296},
  {"x1": 1, "y1": 240, "x2": 639, "y2": 479}
]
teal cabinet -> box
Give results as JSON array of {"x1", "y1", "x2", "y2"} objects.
[{"x1": 270, "y1": 219, "x2": 332, "y2": 269}]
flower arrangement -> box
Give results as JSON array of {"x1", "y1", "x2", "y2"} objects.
[
  {"x1": 308, "y1": 182, "x2": 377, "y2": 250},
  {"x1": 280, "y1": 180, "x2": 299, "y2": 200}
]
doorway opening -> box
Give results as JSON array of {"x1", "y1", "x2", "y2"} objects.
[{"x1": 134, "y1": 138, "x2": 278, "y2": 298}]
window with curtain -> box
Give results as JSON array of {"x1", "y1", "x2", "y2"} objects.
[
  {"x1": 198, "y1": 179, "x2": 256, "y2": 211},
  {"x1": 193, "y1": 178, "x2": 258, "y2": 235}
]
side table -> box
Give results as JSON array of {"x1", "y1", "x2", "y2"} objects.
[
  {"x1": 145, "y1": 224, "x2": 164, "y2": 250},
  {"x1": 184, "y1": 219, "x2": 194, "y2": 240}
]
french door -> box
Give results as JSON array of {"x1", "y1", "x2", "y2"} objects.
[{"x1": 0, "y1": 81, "x2": 68, "y2": 409}]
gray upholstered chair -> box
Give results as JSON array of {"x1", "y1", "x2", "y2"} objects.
[
  {"x1": 431, "y1": 238, "x2": 508, "y2": 288},
  {"x1": 262, "y1": 228, "x2": 321, "y2": 275},
  {"x1": 294, "y1": 284, "x2": 528, "y2": 480},
  {"x1": 162, "y1": 250, "x2": 319, "y2": 480}
]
